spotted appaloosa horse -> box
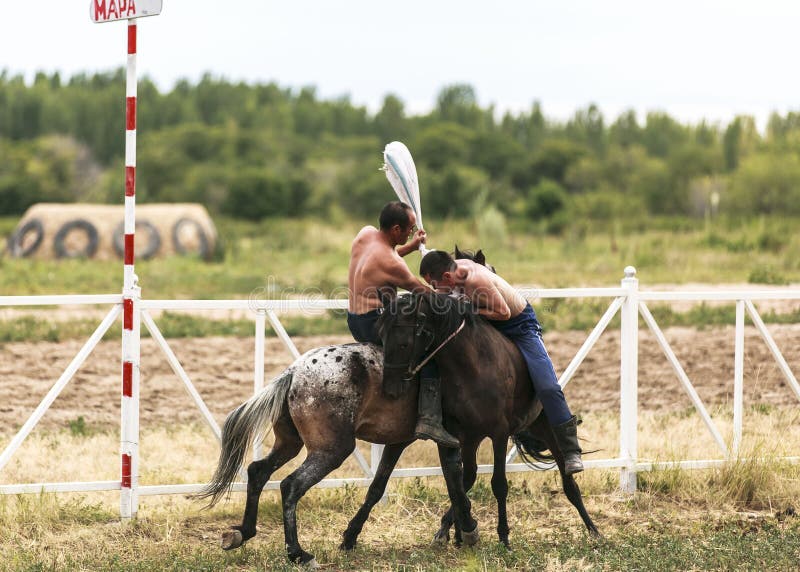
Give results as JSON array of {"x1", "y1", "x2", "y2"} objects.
[
  {"x1": 196, "y1": 338, "x2": 477, "y2": 568},
  {"x1": 197, "y1": 292, "x2": 597, "y2": 567}
]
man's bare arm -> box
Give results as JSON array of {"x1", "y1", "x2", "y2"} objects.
[
  {"x1": 476, "y1": 290, "x2": 511, "y2": 320},
  {"x1": 382, "y1": 256, "x2": 430, "y2": 293},
  {"x1": 468, "y1": 273, "x2": 511, "y2": 320},
  {"x1": 396, "y1": 243, "x2": 415, "y2": 257}
]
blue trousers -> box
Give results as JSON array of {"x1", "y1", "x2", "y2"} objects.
[
  {"x1": 489, "y1": 303, "x2": 572, "y2": 426},
  {"x1": 347, "y1": 309, "x2": 438, "y2": 378}
]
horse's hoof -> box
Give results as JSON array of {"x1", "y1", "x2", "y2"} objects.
[
  {"x1": 461, "y1": 524, "x2": 480, "y2": 547},
  {"x1": 220, "y1": 529, "x2": 243, "y2": 550},
  {"x1": 500, "y1": 538, "x2": 512, "y2": 551},
  {"x1": 302, "y1": 557, "x2": 319, "y2": 569},
  {"x1": 339, "y1": 539, "x2": 356, "y2": 551},
  {"x1": 431, "y1": 530, "x2": 449, "y2": 547}
]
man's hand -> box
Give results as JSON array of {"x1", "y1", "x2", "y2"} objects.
[
  {"x1": 398, "y1": 229, "x2": 426, "y2": 257},
  {"x1": 408, "y1": 229, "x2": 426, "y2": 250}
]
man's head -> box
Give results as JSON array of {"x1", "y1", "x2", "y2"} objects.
[
  {"x1": 420, "y1": 250, "x2": 457, "y2": 290},
  {"x1": 379, "y1": 201, "x2": 417, "y2": 246}
]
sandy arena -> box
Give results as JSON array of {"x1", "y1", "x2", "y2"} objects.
[{"x1": 1, "y1": 324, "x2": 798, "y2": 434}]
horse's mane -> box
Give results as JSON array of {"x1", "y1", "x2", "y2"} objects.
[
  {"x1": 423, "y1": 291, "x2": 479, "y2": 336},
  {"x1": 377, "y1": 292, "x2": 479, "y2": 341}
]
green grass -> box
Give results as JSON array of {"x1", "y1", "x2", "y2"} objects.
[
  {"x1": 3, "y1": 408, "x2": 800, "y2": 571},
  {"x1": 2, "y1": 215, "x2": 800, "y2": 300},
  {"x1": 4, "y1": 300, "x2": 800, "y2": 343},
  {"x1": 0, "y1": 301, "x2": 795, "y2": 344},
  {"x1": 2, "y1": 478, "x2": 799, "y2": 571}
]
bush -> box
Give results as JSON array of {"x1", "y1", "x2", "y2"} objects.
[
  {"x1": 570, "y1": 190, "x2": 646, "y2": 223},
  {"x1": 336, "y1": 167, "x2": 392, "y2": 218},
  {"x1": 748, "y1": 266, "x2": 788, "y2": 285},
  {"x1": 756, "y1": 228, "x2": 789, "y2": 253},
  {"x1": 476, "y1": 205, "x2": 508, "y2": 248},
  {"x1": 423, "y1": 165, "x2": 489, "y2": 218},
  {"x1": 545, "y1": 209, "x2": 572, "y2": 235},
  {"x1": 726, "y1": 153, "x2": 800, "y2": 215},
  {"x1": 222, "y1": 169, "x2": 292, "y2": 219},
  {"x1": 526, "y1": 179, "x2": 568, "y2": 220}
]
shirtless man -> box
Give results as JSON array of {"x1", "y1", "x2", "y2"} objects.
[
  {"x1": 347, "y1": 201, "x2": 459, "y2": 448},
  {"x1": 419, "y1": 250, "x2": 584, "y2": 474}
]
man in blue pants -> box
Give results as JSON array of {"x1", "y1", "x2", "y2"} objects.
[
  {"x1": 419, "y1": 250, "x2": 583, "y2": 474},
  {"x1": 347, "y1": 201, "x2": 459, "y2": 448}
]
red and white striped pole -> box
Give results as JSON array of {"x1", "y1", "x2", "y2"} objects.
[
  {"x1": 120, "y1": 18, "x2": 141, "y2": 521},
  {"x1": 90, "y1": 0, "x2": 162, "y2": 522}
]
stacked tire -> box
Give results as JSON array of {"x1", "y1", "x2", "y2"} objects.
[{"x1": 5, "y1": 203, "x2": 217, "y2": 261}]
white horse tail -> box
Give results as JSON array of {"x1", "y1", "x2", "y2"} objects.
[{"x1": 196, "y1": 366, "x2": 294, "y2": 506}]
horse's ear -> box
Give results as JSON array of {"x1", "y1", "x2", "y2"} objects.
[
  {"x1": 475, "y1": 249, "x2": 486, "y2": 266},
  {"x1": 454, "y1": 244, "x2": 464, "y2": 259}
]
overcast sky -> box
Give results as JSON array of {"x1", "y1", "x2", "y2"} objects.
[{"x1": 2, "y1": 1, "x2": 799, "y2": 129}]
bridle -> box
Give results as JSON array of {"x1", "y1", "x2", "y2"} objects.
[{"x1": 407, "y1": 318, "x2": 465, "y2": 378}]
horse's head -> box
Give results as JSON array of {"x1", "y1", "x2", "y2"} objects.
[
  {"x1": 454, "y1": 244, "x2": 496, "y2": 274},
  {"x1": 377, "y1": 292, "x2": 473, "y2": 386}
]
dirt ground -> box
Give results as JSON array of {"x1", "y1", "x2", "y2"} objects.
[{"x1": 1, "y1": 323, "x2": 798, "y2": 435}]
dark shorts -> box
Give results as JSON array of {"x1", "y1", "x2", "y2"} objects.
[
  {"x1": 347, "y1": 308, "x2": 438, "y2": 379},
  {"x1": 347, "y1": 309, "x2": 382, "y2": 345}
]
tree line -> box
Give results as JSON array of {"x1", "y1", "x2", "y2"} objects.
[{"x1": 2, "y1": 69, "x2": 800, "y2": 229}]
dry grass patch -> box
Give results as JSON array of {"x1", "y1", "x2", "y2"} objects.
[{"x1": 1, "y1": 408, "x2": 800, "y2": 570}]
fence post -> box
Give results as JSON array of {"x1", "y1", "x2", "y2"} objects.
[
  {"x1": 619, "y1": 266, "x2": 639, "y2": 493},
  {"x1": 732, "y1": 300, "x2": 745, "y2": 456},
  {"x1": 370, "y1": 443, "x2": 387, "y2": 503}
]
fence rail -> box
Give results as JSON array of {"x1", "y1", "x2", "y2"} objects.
[{"x1": 1, "y1": 267, "x2": 799, "y2": 513}]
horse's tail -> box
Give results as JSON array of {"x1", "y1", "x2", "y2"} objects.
[
  {"x1": 511, "y1": 430, "x2": 556, "y2": 470},
  {"x1": 195, "y1": 366, "x2": 295, "y2": 506}
]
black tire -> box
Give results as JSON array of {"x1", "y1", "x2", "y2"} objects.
[
  {"x1": 53, "y1": 219, "x2": 99, "y2": 259},
  {"x1": 172, "y1": 217, "x2": 210, "y2": 260},
  {"x1": 7, "y1": 218, "x2": 44, "y2": 258},
  {"x1": 112, "y1": 220, "x2": 161, "y2": 260}
]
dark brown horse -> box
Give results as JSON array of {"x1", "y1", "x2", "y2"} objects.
[
  {"x1": 341, "y1": 292, "x2": 598, "y2": 550},
  {"x1": 197, "y1": 292, "x2": 597, "y2": 566}
]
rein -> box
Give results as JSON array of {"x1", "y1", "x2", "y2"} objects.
[{"x1": 407, "y1": 318, "x2": 466, "y2": 378}]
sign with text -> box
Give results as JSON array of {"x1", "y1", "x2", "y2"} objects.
[{"x1": 90, "y1": 0, "x2": 162, "y2": 23}]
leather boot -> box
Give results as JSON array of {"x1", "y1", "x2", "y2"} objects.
[
  {"x1": 552, "y1": 416, "x2": 584, "y2": 476},
  {"x1": 414, "y1": 377, "x2": 459, "y2": 448}
]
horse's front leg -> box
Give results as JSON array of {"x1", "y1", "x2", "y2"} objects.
[
  {"x1": 340, "y1": 442, "x2": 411, "y2": 551},
  {"x1": 433, "y1": 437, "x2": 480, "y2": 547},
  {"x1": 437, "y1": 445, "x2": 479, "y2": 546}
]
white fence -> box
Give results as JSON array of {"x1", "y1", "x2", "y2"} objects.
[{"x1": 1, "y1": 266, "x2": 799, "y2": 518}]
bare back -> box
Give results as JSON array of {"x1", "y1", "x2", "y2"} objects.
[
  {"x1": 348, "y1": 226, "x2": 423, "y2": 314},
  {"x1": 455, "y1": 259, "x2": 527, "y2": 319}
]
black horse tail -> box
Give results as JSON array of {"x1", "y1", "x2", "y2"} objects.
[
  {"x1": 195, "y1": 366, "x2": 295, "y2": 506},
  {"x1": 511, "y1": 430, "x2": 556, "y2": 470}
]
